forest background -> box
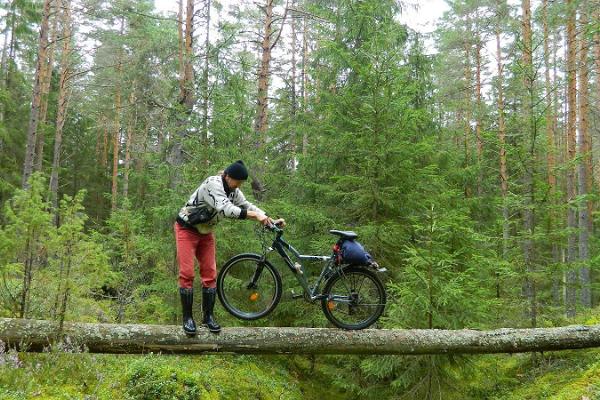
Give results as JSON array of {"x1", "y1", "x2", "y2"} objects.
[{"x1": 1, "y1": 0, "x2": 600, "y2": 398}]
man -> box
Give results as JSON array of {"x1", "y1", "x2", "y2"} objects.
[{"x1": 174, "y1": 160, "x2": 284, "y2": 334}]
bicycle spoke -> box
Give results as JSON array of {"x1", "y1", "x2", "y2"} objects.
[
  {"x1": 218, "y1": 257, "x2": 281, "y2": 320},
  {"x1": 322, "y1": 267, "x2": 386, "y2": 330}
]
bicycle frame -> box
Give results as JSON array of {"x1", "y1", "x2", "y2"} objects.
[{"x1": 261, "y1": 228, "x2": 335, "y2": 302}]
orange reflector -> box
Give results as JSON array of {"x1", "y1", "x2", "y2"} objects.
[
  {"x1": 327, "y1": 300, "x2": 336, "y2": 311},
  {"x1": 249, "y1": 292, "x2": 260, "y2": 302}
]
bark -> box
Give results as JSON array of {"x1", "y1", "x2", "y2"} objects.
[
  {"x1": 49, "y1": 0, "x2": 73, "y2": 220},
  {"x1": 521, "y1": 0, "x2": 536, "y2": 328},
  {"x1": 463, "y1": 14, "x2": 472, "y2": 197},
  {"x1": 542, "y1": 0, "x2": 557, "y2": 199},
  {"x1": 252, "y1": 0, "x2": 288, "y2": 200},
  {"x1": 101, "y1": 117, "x2": 108, "y2": 168},
  {"x1": 495, "y1": 20, "x2": 509, "y2": 284},
  {"x1": 543, "y1": 0, "x2": 561, "y2": 305},
  {"x1": 301, "y1": 16, "x2": 308, "y2": 157},
  {"x1": 595, "y1": 8, "x2": 600, "y2": 193},
  {"x1": 111, "y1": 18, "x2": 125, "y2": 211},
  {"x1": 202, "y1": 0, "x2": 211, "y2": 143},
  {"x1": 565, "y1": 0, "x2": 578, "y2": 318},
  {"x1": 565, "y1": 0, "x2": 577, "y2": 317},
  {"x1": 169, "y1": 0, "x2": 194, "y2": 184},
  {"x1": 577, "y1": 2, "x2": 591, "y2": 308},
  {"x1": 289, "y1": 1, "x2": 297, "y2": 170},
  {"x1": 18, "y1": 233, "x2": 36, "y2": 318},
  {"x1": 474, "y1": 25, "x2": 483, "y2": 196},
  {"x1": 35, "y1": 0, "x2": 59, "y2": 173},
  {"x1": 123, "y1": 87, "x2": 136, "y2": 201},
  {"x1": 22, "y1": 0, "x2": 52, "y2": 188},
  {"x1": 254, "y1": 0, "x2": 275, "y2": 148},
  {"x1": 0, "y1": 0, "x2": 16, "y2": 122},
  {"x1": 177, "y1": 0, "x2": 185, "y2": 105},
  {"x1": 2, "y1": 318, "x2": 600, "y2": 355}
]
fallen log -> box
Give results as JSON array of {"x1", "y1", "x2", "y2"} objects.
[{"x1": 1, "y1": 318, "x2": 599, "y2": 355}]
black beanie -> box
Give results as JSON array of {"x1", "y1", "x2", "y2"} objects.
[{"x1": 225, "y1": 160, "x2": 249, "y2": 180}]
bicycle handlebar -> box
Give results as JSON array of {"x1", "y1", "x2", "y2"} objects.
[{"x1": 265, "y1": 221, "x2": 284, "y2": 234}]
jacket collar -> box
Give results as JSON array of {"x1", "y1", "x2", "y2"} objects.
[{"x1": 221, "y1": 175, "x2": 233, "y2": 196}]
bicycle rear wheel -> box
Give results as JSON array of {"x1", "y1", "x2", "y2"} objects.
[
  {"x1": 321, "y1": 266, "x2": 386, "y2": 330},
  {"x1": 217, "y1": 253, "x2": 282, "y2": 320}
]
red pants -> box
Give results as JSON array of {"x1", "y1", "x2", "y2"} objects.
[{"x1": 174, "y1": 222, "x2": 217, "y2": 289}]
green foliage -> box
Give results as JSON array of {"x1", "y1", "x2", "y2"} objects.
[{"x1": 0, "y1": 174, "x2": 53, "y2": 317}]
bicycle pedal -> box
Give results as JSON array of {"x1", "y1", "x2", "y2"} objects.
[{"x1": 290, "y1": 290, "x2": 304, "y2": 299}]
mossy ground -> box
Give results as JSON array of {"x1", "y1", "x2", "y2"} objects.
[{"x1": 0, "y1": 352, "x2": 348, "y2": 400}]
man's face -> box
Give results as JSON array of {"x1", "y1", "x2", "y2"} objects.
[{"x1": 225, "y1": 175, "x2": 244, "y2": 190}]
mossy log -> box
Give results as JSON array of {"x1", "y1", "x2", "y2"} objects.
[{"x1": 1, "y1": 318, "x2": 599, "y2": 355}]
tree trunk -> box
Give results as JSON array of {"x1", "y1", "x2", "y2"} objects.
[
  {"x1": 0, "y1": 0, "x2": 16, "y2": 122},
  {"x1": 49, "y1": 0, "x2": 72, "y2": 220},
  {"x1": 22, "y1": 0, "x2": 52, "y2": 188},
  {"x1": 289, "y1": 1, "x2": 298, "y2": 170},
  {"x1": 202, "y1": 0, "x2": 211, "y2": 143},
  {"x1": 251, "y1": 0, "x2": 287, "y2": 200},
  {"x1": 595, "y1": 8, "x2": 600, "y2": 194},
  {"x1": 474, "y1": 27, "x2": 483, "y2": 196},
  {"x1": 101, "y1": 116, "x2": 108, "y2": 169},
  {"x1": 565, "y1": 0, "x2": 578, "y2": 318},
  {"x1": 35, "y1": 0, "x2": 59, "y2": 173},
  {"x1": 496, "y1": 20, "x2": 509, "y2": 296},
  {"x1": 168, "y1": 0, "x2": 194, "y2": 186},
  {"x1": 3, "y1": 318, "x2": 600, "y2": 355},
  {"x1": 543, "y1": 0, "x2": 561, "y2": 305},
  {"x1": 463, "y1": 14, "x2": 472, "y2": 197},
  {"x1": 577, "y1": 2, "x2": 591, "y2": 308},
  {"x1": 254, "y1": 0, "x2": 274, "y2": 148},
  {"x1": 520, "y1": 0, "x2": 537, "y2": 328},
  {"x1": 111, "y1": 18, "x2": 125, "y2": 211},
  {"x1": 301, "y1": 16, "x2": 308, "y2": 157},
  {"x1": 177, "y1": 0, "x2": 185, "y2": 106},
  {"x1": 123, "y1": 86, "x2": 136, "y2": 201}
]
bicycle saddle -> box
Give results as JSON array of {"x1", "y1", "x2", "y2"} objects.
[{"x1": 329, "y1": 230, "x2": 358, "y2": 240}]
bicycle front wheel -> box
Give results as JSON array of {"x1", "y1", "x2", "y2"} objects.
[
  {"x1": 217, "y1": 253, "x2": 282, "y2": 320},
  {"x1": 321, "y1": 266, "x2": 386, "y2": 330}
]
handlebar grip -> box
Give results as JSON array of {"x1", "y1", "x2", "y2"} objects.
[{"x1": 266, "y1": 223, "x2": 283, "y2": 233}]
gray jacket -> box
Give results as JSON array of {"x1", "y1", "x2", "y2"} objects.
[{"x1": 178, "y1": 175, "x2": 265, "y2": 233}]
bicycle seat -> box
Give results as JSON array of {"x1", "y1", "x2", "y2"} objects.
[{"x1": 329, "y1": 230, "x2": 358, "y2": 240}]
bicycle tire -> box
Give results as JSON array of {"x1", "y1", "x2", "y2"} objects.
[
  {"x1": 321, "y1": 266, "x2": 386, "y2": 330},
  {"x1": 217, "y1": 253, "x2": 282, "y2": 320}
]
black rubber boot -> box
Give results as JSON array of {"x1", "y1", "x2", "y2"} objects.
[
  {"x1": 179, "y1": 287, "x2": 196, "y2": 336},
  {"x1": 202, "y1": 287, "x2": 221, "y2": 333}
]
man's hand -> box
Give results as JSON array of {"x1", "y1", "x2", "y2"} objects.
[
  {"x1": 272, "y1": 218, "x2": 286, "y2": 227},
  {"x1": 255, "y1": 213, "x2": 270, "y2": 225},
  {"x1": 248, "y1": 211, "x2": 285, "y2": 228}
]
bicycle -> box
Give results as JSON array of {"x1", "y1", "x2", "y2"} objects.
[{"x1": 216, "y1": 224, "x2": 387, "y2": 330}]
